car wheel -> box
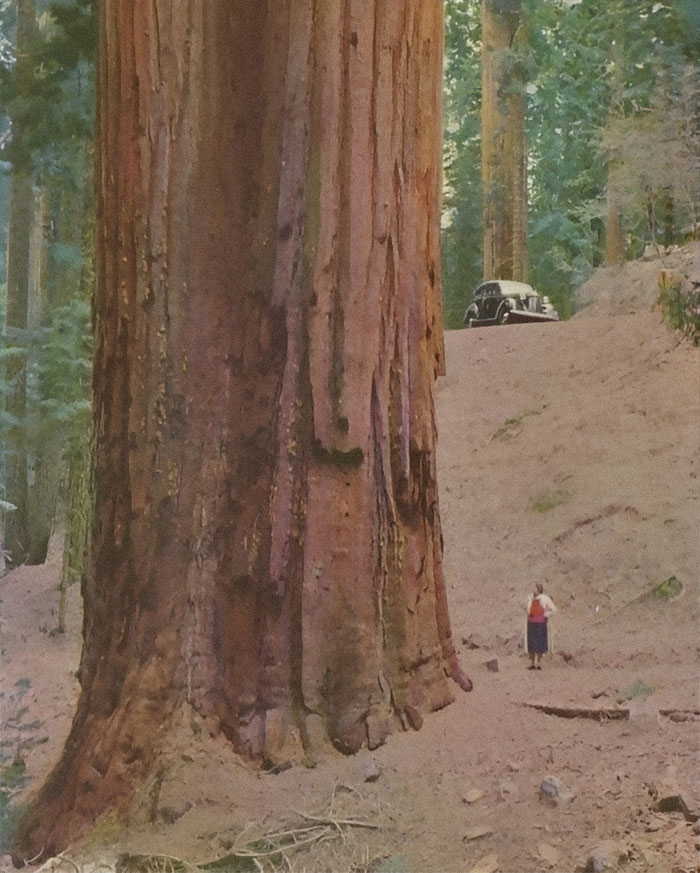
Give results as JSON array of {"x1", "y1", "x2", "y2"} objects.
[{"x1": 497, "y1": 303, "x2": 510, "y2": 324}]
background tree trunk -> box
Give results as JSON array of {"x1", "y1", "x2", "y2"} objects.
[
  {"x1": 604, "y1": 162, "x2": 625, "y2": 266},
  {"x1": 508, "y1": 23, "x2": 528, "y2": 283},
  {"x1": 3, "y1": 0, "x2": 36, "y2": 565},
  {"x1": 481, "y1": 0, "x2": 526, "y2": 280},
  {"x1": 25, "y1": 188, "x2": 61, "y2": 565},
  {"x1": 58, "y1": 427, "x2": 92, "y2": 633},
  {"x1": 58, "y1": 155, "x2": 96, "y2": 623},
  {"x1": 604, "y1": 38, "x2": 625, "y2": 267},
  {"x1": 14, "y1": 0, "x2": 469, "y2": 859}
]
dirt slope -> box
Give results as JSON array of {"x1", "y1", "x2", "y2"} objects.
[{"x1": 1, "y1": 274, "x2": 699, "y2": 872}]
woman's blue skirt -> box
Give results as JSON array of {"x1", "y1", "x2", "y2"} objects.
[{"x1": 527, "y1": 620, "x2": 549, "y2": 654}]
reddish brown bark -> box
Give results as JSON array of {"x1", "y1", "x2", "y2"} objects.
[
  {"x1": 605, "y1": 173, "x2": 625, "y2": 266},
  {"x1": 481, "y1": 0, "x2": 527, "y2": 281},
  {"x1": 13, "y1": 1, "x2": 469, "y2": 860}
]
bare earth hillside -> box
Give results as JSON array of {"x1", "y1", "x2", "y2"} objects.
[{"x1": 1, "y1": 256, "x2": 699, "y2": 872}]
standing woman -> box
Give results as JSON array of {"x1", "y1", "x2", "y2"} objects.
[{"x1": 526, "y1": 583, "x2": 556, "y2": 669}]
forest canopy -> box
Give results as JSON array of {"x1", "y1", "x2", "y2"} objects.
[
  {"x1": 1, "y1": 0, "x2": 699, "y2": 565},
  {"x1": 442, "y1": 0, "x2": 700, "y2": 325}
]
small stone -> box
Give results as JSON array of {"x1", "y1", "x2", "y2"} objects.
[
  {"x1": 468, "y1": 854, "x2": 499, "y2": 873},
  {"x1": 498, "y1": 779, "x2": 518, "y2": 800},
  {"x1": 463, "y1": 633, "x2": 488, "y2": 650},
  {"x1": 158, "y1": 802, "x2": 193, "y2": 824},
  {"x1": 463, "y1": 825, "x2": 494, "y2": 841},
  {"x1": 584, "y1": 840, "x2": 628, "y2": 872},
  {"x1": 362, "y1": 757, "x2": 381, "y2": 783},
  {"x1": 656, "y1": 792, "x2": 692, "y2": 819},
  {"x1": 485, "y1": 659, "x2": 499, "y2": 672},
  {"x1": 539, "y1": 746, "x2": 555, "y2": 764},
  {"x1": 539, "y1": 775, "x2": 570, "y2": 806},
  {"x1": 537, "y1": 843, "x2": 560, "y2": 867},
  {"x1": 463, "y1": 788, "x2": 486, "y2": 803}
]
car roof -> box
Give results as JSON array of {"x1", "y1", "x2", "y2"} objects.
[{"x1": 476, "y1": 280, "x2": 536, "y2": 298}]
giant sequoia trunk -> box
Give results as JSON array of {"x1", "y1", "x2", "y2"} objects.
[
  {"x1": 14, "y1": 0, "x2": 470, "y2": 859},
  {"x1": 481, "y1": 0, "x2": 527, "y2": 281}
]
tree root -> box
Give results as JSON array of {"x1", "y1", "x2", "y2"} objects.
[{"x1": 34, "y1": 803, "x2": 380, "y2": 873}]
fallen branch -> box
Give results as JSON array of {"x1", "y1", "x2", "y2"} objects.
[
  {"x1": 293, "y1": 810, "x2": 380, "y2": 830},
  {"x1": 658, "y1": 709, "x2": 700, "y2": 722},
  {"x1": 524, "y1": 703, "x2": 700, "y2": 724},
  {"x1": 522, "y1": 702, "x2": 629, "y2": 721}
]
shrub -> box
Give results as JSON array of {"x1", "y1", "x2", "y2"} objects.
[{"x1": 658, "y1": 270, "x2": 700, "y2": 346}]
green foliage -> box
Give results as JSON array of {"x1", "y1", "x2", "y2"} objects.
[
  {"x1": 443, "y1": 0, "x2": 700, "y2": 323},
  {"x1": 1, "y1": 299, "x2": 92, "y2": 481},
  {"x1": 372, "y1": 855, "x2": 410, "y2": 873},
  {"x1": 0, "y1": 792, "x2": 28, "y2": 855},
  {"x1": 650, "y1": 575, "x2": 683, "y2": 600},
  {"x1": 0, "y1": 750, "x2": 28, "y2": 853},
  {"x1": 602, "y1": 66, "x2": 700, "y2": 254},
  {"x1": 35, "y1": 298, "x2": 92, "y2": 421},
  {"x1": 0, "y1": 0, "x2": 96, "y2": 173},
  {"x1": 618, "y1": 679, "x2": 654, "y2": 701},
  {"x1": 0, "y1": 0, "x2": 14, "y2": 69},
  {"x1": 443, "y1": 0, "x2": 483, "y2": 328},
  {"x1": 0, "y1": 754, "x2": 26, "y2": 789},
  {"x1": 529, "y1": 489, "x2": 569, "y2": 513},
  {"x1": 1, "y1": 1, "x2": 96, "y2": 547},
  {"x1": 658, "y1": 273, "x2": 700, "y2": 346},
  {"x1": 491, "y1": 405, "x2": 546, "y2": 440}
]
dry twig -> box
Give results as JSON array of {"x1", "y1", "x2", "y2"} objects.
[{"x1": 113, "y1": 801, "x2": 379, "y2": 873}]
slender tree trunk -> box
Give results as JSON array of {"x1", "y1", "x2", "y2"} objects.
[
  {"x1": 662, "y1": 189, "x2": 674, "y2": 248},
  {"x1": 14, "y1": 1, "x2": 469, "y2": 859},
  {"x1": 3, "y1": 0, "x2": 36, "y2": 565},
  {"x1": 481, "y1": 0, "x2": 526, "y2": 281},
  {"x1": 604, "y1": 40, "x2": 625, "y2": 268},
  {"x1": 25, "y1": 189, "x2": 61, "y2": 565},
  {"x1": 3, "y1": 172, "x2": 32, "y2": 563},
  {"x1": 605, "y1": 167, "x2": 625, "y2": 266},
  {"x1": 58, "y1": 148, "x2": 96, "y2": 618},
  {"x1": 28, "y1": 145, "x2": 96, "y2": 568},
  {"x1": 58, "y1": 429, "x2": 92, "y2": 633},
  {"x1": 508, "y1": 37, "x2": 527, "y2": 283}
]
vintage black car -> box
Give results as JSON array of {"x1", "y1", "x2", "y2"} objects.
[{"x1": 463, "y1": 280, "x2": 559, "y2": 327}]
